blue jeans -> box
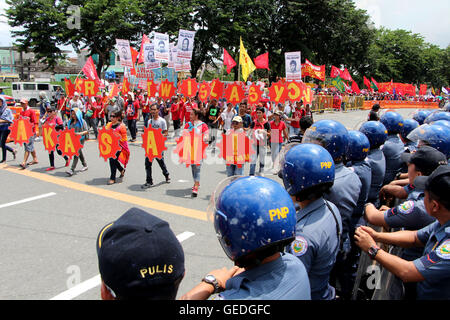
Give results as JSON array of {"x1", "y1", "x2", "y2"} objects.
[
  {"x1": 289, "y1": 126, "x2": 300, "y2": 137},
  {"x1": 271, "y1": 142, "x2": 283, "y2": 164},
  {"x1": 191, "y1": 164, "x2": 201, "y2": 182},
  {"x1": 226, "y1": 164, "x2": 244, "y2": 177},
  {"x1": 249, "y1": 144, "x2": 266, "y2": 175}
]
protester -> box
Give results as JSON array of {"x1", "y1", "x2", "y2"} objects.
[
  {"x1": 97, "y1": 207, "x2": 185, "y2": 300},
  {"x1": 125, "y1": 92, "x2": 139, "y2": 142},
  {"x1": 170, "y1": 96, "x2": 183, "y2": 138},
  {"x1": 18, "y1": 99, "x2": 38, "y2": 169},
  {"x1": 238, "y1": 102, "x2": 252, "y2": 131},
  {"x1": 183, "y1": 109, "x2": 209, "y2": 197},
  {"x1": 280, "y1": 143, "x2": 341, "y2": 300},
  {"x1": 220, "y1": 102, "x2": 237, "y2": 134},
  {"x1": 181, "y1": 176, "x2": 311, "y2": 300},
  {"x1": 205, "y1": 99, "x2": 220, "y2": 151},
  {"x1": 368, "y1": 104, "x2": 380, "y2": 121},
  {"x1": 42, "y1": 105, "x2": 69, "y2": 171},
  {"x1": 66, "y1": 108, "x2": 89, "y2": 176},
  {"x1": 354, "y1": 165, "x2": 450, "y2": 300},
  {"x1": 0, "y1": 96, "x2": 17, "y2": 163},
  {"x1": 141, "y1": 93, "x2": 151, "y2": 128},
  {"x1": 85, "y1": 96, "x2": 99, "y2": 140},
  {"x1": 249, "y1": 107, "x2": 270, "y2": 176},
  {"x1": 269, "y1": 110, "x2": 288, "y2": 169},
  {"x1": 224, "y1": 116, "x2": 245, "y2": 177},
  {"x1": 105, "y1": 98, "x2": 119, "y2": 124},
  {"x1": 105, "y1": 110, "x2": 129, "y2": 185},
  {"x1": 141, "y1": 103, "x2": 171, "y2": 189}
]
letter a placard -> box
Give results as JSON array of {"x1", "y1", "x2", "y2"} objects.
[
  {"x1": 141, "y1": 125, "x2": 167, "y2": 162},
  {"x1": 97, "y1": 127, "x2": 121, "y2": 162},
  {"x1": 8, "y1": 117, "x2": 34, "y2": 146}
]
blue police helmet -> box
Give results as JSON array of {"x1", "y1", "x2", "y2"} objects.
[
  {"x1": 400, "y1": 118, "x2": 419, "y2": 140},
  {"x1": 407, "y1": 124, "x2": 450, "y2": 158},
  {"x1": 281, "y1": 143, "x2": 335, "y2": 196},
  {"x1": 212, "y1": 176, "x2": 296, "y2": 264},
  {"x1": 412, "y1": 110, "x2": 432, "y2": 125},
  {"x1": 359, "y1": 121, "x2": 388, "y2": 149},
  {"x1": 431, "y1": 120, "x2": 450, "y2": 129},
  {"x1": 424, "y1": 111, "x2": 450, "y2": 124},
  {"x1": 302, "y1": 119, "x2": 349, "y2": 161},
  {"x1": 347, "y1": 130, "x2": 370, "y2": 161},
  {"x1": 380, "y1": 111, "x2": 404, "y2": 134}
]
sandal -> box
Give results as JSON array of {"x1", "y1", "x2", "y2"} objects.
[
  {"x1": 120, "y1": 169, "x2": 126, "y2": 178},
  {"x1": 107, "y1": 179, "x2": 116, "y2": 185},
  {"x1": 19, "y1": 163, "x2": 27, "y2": 170},
  {"x1": 27, "y1": 161, "x2": 39, "y2": 166}
]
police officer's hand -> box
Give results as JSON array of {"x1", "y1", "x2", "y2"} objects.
[
  {"x1": 354, "y1": 226, "x2": 377, "y2": 252},
  {"x1": 209, "y1": 266, "x2": 242, "y2": 289}
]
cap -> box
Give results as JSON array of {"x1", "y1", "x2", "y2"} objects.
[
  {"x1": 401, "y1": 146, "x2": 447, "y2": 175},
  {"x1": 414, "y1": 165, "x2": 450, "y2": 200},
  {"x1": 20, "y1": 98, "x2": 28, "y2": 104},
  {"x1": 274, "y1": 110, "x2": 284, "y2": 116},
  {"x1": 96, "y1": 208, "x2": 185, "y2": 299},
  {"x1": 232, "y1": 116, "x2": 243, "y2": 123}
]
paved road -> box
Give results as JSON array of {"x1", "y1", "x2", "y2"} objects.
[{"x1": 0, "y1": 108, "x2": 418, "y2": 300}]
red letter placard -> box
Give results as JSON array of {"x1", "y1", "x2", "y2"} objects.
[
  {"x1": 209, "y1": 79, "x2": 224, "y2": 100},
  {"x1": 268, "y1": 81, "x2": 288, "y2": 104},
  {"x1": 83, "y1": 80, "x2": 99, "y2": 97},
  {"x1": 286, "y1": 81, "x2": 303, "y2": 102},
  {"x1": 141, "y1": 125, "x2": 167, "y2": 162},
  {"x1": 224, "y1": 82, "x2": 245, "y2": 104},
  {"x1": 41, "y1": 123, "x2": 58, "y2": 153},
  {"x1": 57, "y1": 128, "x2": 83, "y2": 159},
  {"x1": 8, "y1": 117, "x2": 34, "y2": 146},
  {"x1": 198, "y1": 81, "x2": 211, "y2": 103},
  {"x1": 248, "y1": 84, "x2": 263, "y2": 105},
  {"x1": 159, "y1": 79, "x2": 176, "y2": 100},
  {"x1": 97, "y1": 127, "x2": 121, "y2": 162},
  {"x1": 174, "y1": 129, "x2": 208, "y2": 167},
  {"x1": 217, "y1": 131, "x2": 255, "y2": 168},
  {"x1": 178, "y1": 78, "x2": 198, "y2": 98},
  {"x1": 146, "y1": 79, "x2": 159, "y2": 98}
]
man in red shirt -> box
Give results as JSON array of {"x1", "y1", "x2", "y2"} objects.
[
  {"x1": 170, "y1": 96, "x2": 183, "y2": 138},
  {"x1": 270, "y1": 110, "x2": 288, "y2": 167},
  {"x1": 125, "y1": 92, "x2": 140, "y2": 142},
  {"x1": 19, "y1": 99, "x2": 39, "y2": 169},
  {"x1": 287, "y1": 101, "x2": 305, "y2": 136},
  {"x1": 249, "y1": 107, "x2": 271, "y2": 176},
  {"x1": 180, "y1": 96, "x2": 198, "y2": 126}
]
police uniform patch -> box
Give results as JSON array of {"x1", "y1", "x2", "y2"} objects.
[
  {"x1": 436, "y1": 239, "x2": 450, "y2": 260},
  {"x1": 291, "y1": 236, "x2": 308, "y2": 257},
  {"x1": 398, "y1": 201, "x2": 414, "y2": 215}
]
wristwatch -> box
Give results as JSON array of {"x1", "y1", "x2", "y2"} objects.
[
  {"x1": 368, "y1": 245, "x2": 381, "y2": 260},
  {"x1": 202, "y1": 274, "x2": 221, "y2": 293}
]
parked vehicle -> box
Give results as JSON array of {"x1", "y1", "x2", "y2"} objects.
[{"x1": 11, "y1": 82, "x2": 64, "y2": 108}]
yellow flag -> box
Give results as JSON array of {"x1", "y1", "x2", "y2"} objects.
[{"x1": 239, "y1": 37, "x2": 256, "y2": 82}]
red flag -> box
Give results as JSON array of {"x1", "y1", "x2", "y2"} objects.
[
  {"x1": 351, "y1": 81, "x2": 361, "y2": 94},
  {"x1": 223, "y1": 48, "x2": 237, "y2": 74},
  {"x1": 138, "y1": 34, "x2": 151, "y2": 64},
  {"x1": 340, "y1": 68, "x2": 353, "y2": 81},
  {"x1": 371, "y1": 77, "x2": 379, "y2": 89},
  {"x1": 330, "y1": 66, "x2": 341, "y2": 78},
  {"x1": 130, "y1": 47, "x2": 139, "y2": 76},
  {"x1": 419, "y1": 84, "x2": 427, "y2": 96},
  {"x1": 363, "y1": 76, "x2": 372, "y2": 90},
  {"x1": 64, "y1": 78, "x2": 75, "y2": 97},
  {"x1": 121, "y1": 77, "x2": 130, "y2": 95},
  {"x1": 108, "y1": 83, "x2": 119, "y2": 98},
  {"x1": 254, "y1": 52, "x2": 269, "y2": 70},
  {"x1": 82, "y1": 56, "x2": 101, "y2": 87}
]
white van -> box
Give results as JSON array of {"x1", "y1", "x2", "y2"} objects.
[{"x1": 11, "y1": 82, "x2": 64, "y2": 108}]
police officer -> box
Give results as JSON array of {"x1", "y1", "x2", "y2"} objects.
[
  {"x1": 380, "y1": 111, "x2": 405, "y2": 185},
  {"x1": 181, "y1": 176, "x2": 311, "y2": 300},
  {"x1": 280, "y1": 143, "x2": 342, "y2": 300},
  {"x1": 400, "y1": 118, "x2": 419, "y2": 154},
  {"x1": 359, "y1": 121, "x2": 387, "y2": 206},
  {"x1": 424, "y1": 110, "x2": 450, "y2": 124},
  {"x1": 412, "y1": 110, "x2": 431, "y2": 125},
  {"x1": 302, "y1": 120, "x2": 361, "y2": 299},
  {"x1": 355, "y1": 165, "x2": 450, "y2": 300},
  {"x1": 407, "y1": 123, "x2": 450, "y2": 160}
]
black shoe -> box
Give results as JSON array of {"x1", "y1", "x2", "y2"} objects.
[
  {"x1": 141, "y1": 182, "x2": 153, "y2": 189},
  {"x1": 165, "y1": 175, "x2": 171, "y2": 183}
]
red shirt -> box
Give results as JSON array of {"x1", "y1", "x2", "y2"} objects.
[
  {"x1": 125, "y1": 100, "x2": 140, "y2": 120},
  {"x1": 171, "y1": 102, "x2": 184, "y2": 121},
  {"x1": 290, "y1": 108, "x2": 305, "y2": 128},
  {"x1": 141, "y1": 98, "x2": 150, "y2": 113},
  {"x1": 181, "y1": 102, "x2": 198, "y2": 123},
  {"x1": 20, "y1": 108, "x2": 37, "y2": 126},
  {"x1": 270, "y1": 120, "x2": 286, "y2": 143}
]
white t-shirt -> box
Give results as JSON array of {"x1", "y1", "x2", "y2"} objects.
[{"x1": 221, "y1": 109, "x2": 236, "y2": 131}]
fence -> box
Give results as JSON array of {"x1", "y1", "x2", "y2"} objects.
[
  {"x1": 311, "y1": 95, "x2": 365, "y2": 112},
  {"x1": 362, "y1": 100, "x2": 439, "y2": 110}
]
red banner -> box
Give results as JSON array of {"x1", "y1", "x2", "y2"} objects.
[
  {"x1": 301, "y1": 59, "x2": 325, "y2": 81},
  {"x1": 217, "y1": 131, "x2": 255, "y2": 167},
  {"x1": 174, "y1": 129, "x2": 208, "y2": 167},
  {"x1": 141, "y1": 125, "x2": 167, "y2": 162},
  {"x1": 41, "y1": 123, "x2": 58, "y2": 153},
  {"x1": 97, "y1": 127, "x2": 121, "y2": 162},
  {"x1": 57, "y1": 128, "x2": 83, "y2": 160},
  {"x1": 8, "y1": 117, "x2": 34, "y2": 146},
  {"x1": 224, "y1": 82, "x2": 245, "y2": 104}
]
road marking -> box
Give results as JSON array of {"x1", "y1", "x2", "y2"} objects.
[
  {"x1": 50, "y1": 231, "x2": 195, "y2": 300},
  {"x1": 1, "y1": 165, "x2": 207, "y2": 221},
  {"x1": 0, "y1": 192, "x2": 56, "y2": 209}
]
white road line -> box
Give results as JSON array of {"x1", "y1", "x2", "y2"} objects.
[
  {"x1": 50, "y1": 231, "x2": 195, "y2": 300},
  {"x1": 0, "y1": 192, "x2": 57, "y2": 209}
]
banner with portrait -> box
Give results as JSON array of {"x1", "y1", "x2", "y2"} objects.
[
  {"x1": 116, "y1": 39, "x2": 133, "y2": 67},
  {"x1": 285, "y1": 51, "x2": 302, "y2": 81},
  {"x1": 153, "y1": 32, "x2": 170, "y2": 61},
  {"x1": 176, "y1": 29, "x2": 196, "y2": 60},
  {"x1": 144, "y1": 42, "x2": 161, "y2": 69}
]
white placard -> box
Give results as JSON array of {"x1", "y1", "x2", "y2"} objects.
[{"x1": 285, "y1": 51, "x2": 302, "y2": 81}]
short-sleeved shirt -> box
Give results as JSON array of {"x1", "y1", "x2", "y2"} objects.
[
  {"x1": 270, "y1": 120, "x2": 287, "y2": 143},
  {"x1": 217, "y1": 253, "x2": 311, "y2": 300},
  {"x1": 381, "y1": 135, "x2": 404, "y2": 185},
  {"x1": 287, "y1": 197, "x2": 342, "y2": 300},
  {"x1": 350, "y1": 160, "x2": 372, "y2": 221},
  {"x1": 324, "y1": 163, "x2": 362, "y2": 236},
  {"x1": 20, "y1": 108, "x2": 37, "y2": 126},
  {"x1": 413, "y1": 221, "x2": 450, "y2": 300},
  {"x1": 367, "y1": 148, "x2": 386, "y2": 203},
  {"x1": 148, "y1": 117, "x2": 167, "y2": 132},
  {"x1": 250, "y1": 120, "x2": 271, "y2": 145}
]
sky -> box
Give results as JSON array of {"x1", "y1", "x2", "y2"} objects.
[{"x1": 0, "y1": 0, "x2": 449, "y2": 51}]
